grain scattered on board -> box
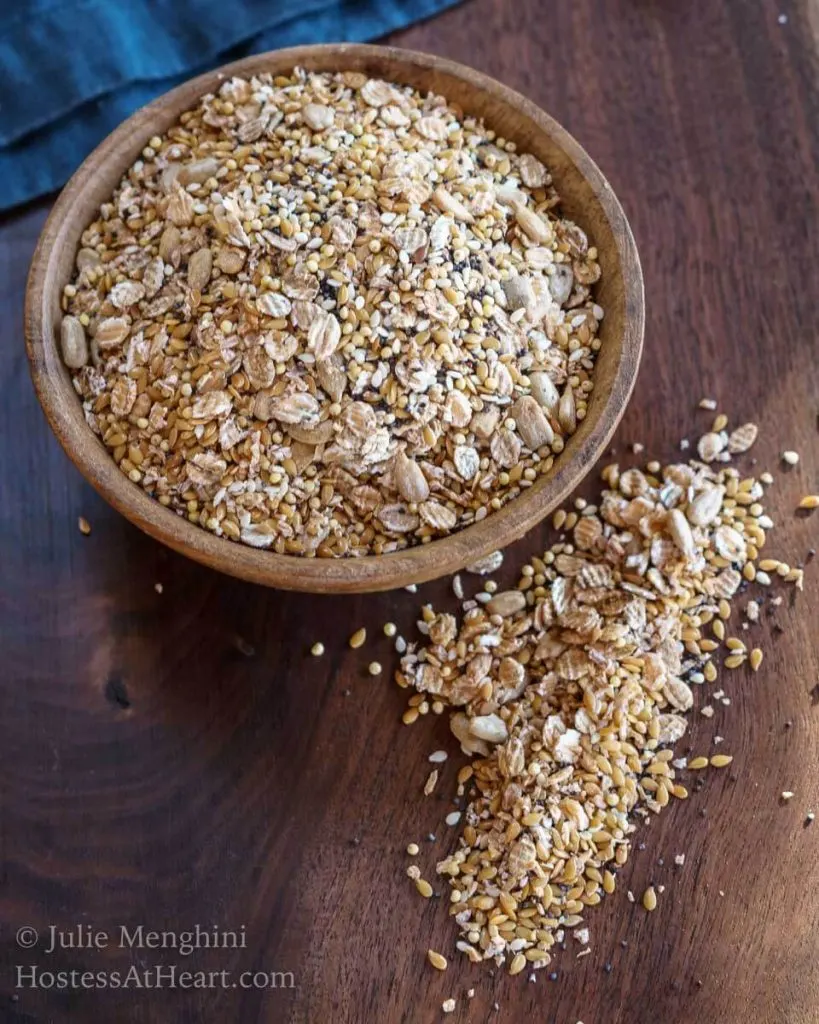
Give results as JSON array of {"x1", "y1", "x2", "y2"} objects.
[{"x1": 393, "y1": 415, "x2": 803, "y2": 972}]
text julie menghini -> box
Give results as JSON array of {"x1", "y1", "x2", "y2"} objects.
[
  {"x1": 13, "y1": 925, "x2": 295, "y2": 991},
  {"x1": 27, "y1": 924, "x2": 248, "y2": 956}
]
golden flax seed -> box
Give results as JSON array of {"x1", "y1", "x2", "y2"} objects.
[
  {"x1": 427, "y1": 949, "x2": 448, "y2": 971},
  {"x1": 349, "y1": 628, "x2": 367, "y2": 649},
  {"x1": 508, "y1": 953, "x2": 527, "y2": 975}
]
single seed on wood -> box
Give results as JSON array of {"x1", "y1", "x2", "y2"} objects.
[
  {"x1": 310, "y1": 642, "x2": 325, "y2": 656},
  {"x1": 416, "y1": 878, "x2": 434, "y2": 898},
  {"x1": 427, "y1": 949, "x2": 448, "y2": 970},
  {"x1": 349, "y1": 628, "x2": 367, "y2": 649},
  {"x1": 749, "y1": 648, "x2": 763, "y2": 671},
  {"x1": 642, "y1": 887, "x2": 657, "y2": 911},
  {"x1": 77, "y1": 516, "x2": 91, "y2": 535},
  {"x1": 798, "y1": 495, "x2": 819, "y2": 510},
  {"x1": 509, "y1": 952, "x2": 527, "y2": 975},
  {"x1": 688, "y1": 757, "x2": 709, "y2": 770},
  {"x1": 710, "y1": 754, "x2": 733, "y2": 767}
]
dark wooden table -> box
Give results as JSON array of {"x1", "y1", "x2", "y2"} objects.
[{"x1": 2, "y1": 1, "x2": 818, "y2": 1022}]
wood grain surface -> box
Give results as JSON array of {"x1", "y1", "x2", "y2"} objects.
[{"x1": 1, "y1": 1, "x2": 817, "y2": 1022}]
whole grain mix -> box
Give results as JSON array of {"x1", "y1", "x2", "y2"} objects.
[
  {"x1": 396, "y1": 416, "x2": 804, "y2": 971},
  {"x1": 61, "y1": 68, "x2": 603, "y2": 558}
]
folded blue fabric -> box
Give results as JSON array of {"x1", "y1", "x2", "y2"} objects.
[{"x1": 0, "y1": 0, "x2": 461, "y2": 211}]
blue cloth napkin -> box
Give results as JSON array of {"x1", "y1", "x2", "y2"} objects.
[{"x1": 0, "y1": 0, "x2": 461, "y2": 211}]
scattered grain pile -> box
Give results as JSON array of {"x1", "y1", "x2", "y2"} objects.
[
  {"x1": 61, "y1": 68, "x2": 603, "y2": 557},
  {"x1": 395, "y1": 416, "x2": 804, "y2": 972}
]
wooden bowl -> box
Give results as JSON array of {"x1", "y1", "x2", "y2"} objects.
[{"x1": 25, "y1": 43, "x2": 644, "y2": 593}]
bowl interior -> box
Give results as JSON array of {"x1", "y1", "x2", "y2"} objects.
[{"x1": 26, "y1": 44, "x2": 643, "y2": 593}]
